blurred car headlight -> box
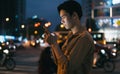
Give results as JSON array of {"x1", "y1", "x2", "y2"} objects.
[
  {"x1": 0, "y1": 46, "x2": 2, "y2": 50},
  {"x1": 100, "y1": 49, "x2": 105, "y2": 54},
  {"x1": 31, "y1": 41, "x2": 35, "y2": 46},
  {"x1": 112, "y1": 48, "x2": 117, "y2": 53},
  {"x1": 3, "y1": 49, "x2": 9, "y2": 54},
  {"x1": 94, "y1": 41, "x2": 97, "y2": 44},
  {"x1": 13, "y1": 45, "x2": 16, "y2": 49},
  {"x1": 112, "y1": 52, "x2": 116, "y2": 57}
]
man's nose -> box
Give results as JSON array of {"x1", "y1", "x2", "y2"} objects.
[{"x1": 61, "y1": 19, "x2": 64, "y2": 24}]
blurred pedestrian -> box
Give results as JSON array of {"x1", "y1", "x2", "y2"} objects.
[
  {"x1": 45, "y1": 0, "x2": 95, "y2": 74},
  {"x1": 38, "y1": 47, "x2": 57, "y2": 74}
]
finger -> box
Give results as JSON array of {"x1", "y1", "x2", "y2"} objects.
[
  {"x1": 43, "y1": 26, "x2": 51, "y2": 35},
  {"x1": 51, "y1": 33, "x2": 55, "y2": 36}
]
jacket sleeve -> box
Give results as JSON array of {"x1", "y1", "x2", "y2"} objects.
[{"x1": 51, "y1": 44, "x2": 68, "y2": 65}]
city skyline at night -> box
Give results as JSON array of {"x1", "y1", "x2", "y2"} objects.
[{"x1": 0, "y1": 0, "x2": 25, "y2": 36}]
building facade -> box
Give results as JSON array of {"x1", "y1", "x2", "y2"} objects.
[
  {"x1": 81, "y1": 0, "x2": 92, "y2": 25},
  {"x1": 91, "y1": 0, "x2": 120, "y2": 42},
  {"x1": 0, "y1": 0, "x2": 26, "y2": 36}
]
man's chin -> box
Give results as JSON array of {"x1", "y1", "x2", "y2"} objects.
[{"x1": 65, "y1": 28, "x2": 70, "y2": 30}]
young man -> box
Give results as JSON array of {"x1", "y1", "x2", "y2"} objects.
[{"x1": 45, "y1": 0, "x2": 95, "y2": 74}]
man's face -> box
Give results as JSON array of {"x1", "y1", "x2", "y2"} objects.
[{"x1": 60, "y1": 10, "x2": 74, "y2": 30}]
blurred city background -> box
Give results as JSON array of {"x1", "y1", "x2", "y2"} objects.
[
  {"x1": 0, "y1": 0, "x2": 120, "y2": 44},
  {"x1": 0, "y1": 0, "x2": 120, "y2": 74}
]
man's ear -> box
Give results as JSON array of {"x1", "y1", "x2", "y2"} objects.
[{"x1": 72, "y1": 12, "x2": 78, "y2": 19}]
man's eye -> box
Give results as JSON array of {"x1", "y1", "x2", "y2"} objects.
[{"x1": 61, "y1": 16, "x2": 65, "y2": 19}]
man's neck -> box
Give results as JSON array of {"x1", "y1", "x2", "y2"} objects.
[{"x1": 71, "y1": 25, "x2": 85, "y2": 35}]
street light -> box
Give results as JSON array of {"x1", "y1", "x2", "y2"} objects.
[
  {"x1": 44, "y1": 22, "x2": 51, "y2": 27},
  {"x1": 34, "y1": 22, "x2": 40, "y2": 27},
  {"x1": 1, "y1": 17, "x2": 10, "y2": 41},
  {"x1": 60, "y1": 24, "x2": 64, "y2": 28},
  {"x1": 6, "y1": 18, "x2": 10, "y2": 22},
  {"x1": 21, "y1": 24, "x2": 25, "y2": 29},
  {"x1": 34, "y1": 30, "x2": 38, "y2": 34}
]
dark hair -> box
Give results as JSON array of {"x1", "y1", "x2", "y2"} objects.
[{"x1": 57, "y1": 0, "x2": 82, "y2": 19}]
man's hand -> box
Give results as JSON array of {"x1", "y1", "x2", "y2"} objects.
[{"x1": 44, "y1": 33, "x2": 57, "y2": 45}]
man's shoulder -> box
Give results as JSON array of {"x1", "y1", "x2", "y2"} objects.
[
  {"x1": 78, "y1": 31, "x2": 94, "y2": 43},
  {"x1": 78, "y1": 31, "x2": 91, "y2": 38}
]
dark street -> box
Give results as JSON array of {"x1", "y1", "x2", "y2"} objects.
[
  {"x1": 0, "y1": 47, "x2": 120, "y2": 74},
  {"x1": 0, "y1": 47, "x2": 42, "y2": 74}
]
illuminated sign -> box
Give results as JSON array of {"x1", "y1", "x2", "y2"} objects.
[{"x1": 112, "y1": 0, "x2": 120, "y2": 5}]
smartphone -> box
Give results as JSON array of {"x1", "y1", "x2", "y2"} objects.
[{"x1": 41, "y1": 26, "x2": 55, "y2": 36}]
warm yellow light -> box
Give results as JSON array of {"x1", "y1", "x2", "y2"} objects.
[
  {"x1": 88, "y1": 28, "x2": 92, "y2": 32},
  {"x1": 103, "y1": 40, "x2": 106, "y2": 45},
  {"x1": 34, "y1": 22, "x2": 40, "y2": 27},
  {"x1": 59, "y1": 35, "x2": 62, "y2": 38},
  {"x1": 60, "y1": 24, "x2": 64, "y2": 28},
  {"x1": 34, "y1": 30, "x2": 38, "y2": 34},
  {"x1": 6, "y1": 18, "x2": 10, "y2": 21},
  {"x1": 116, "y1": 20, "x2": 120, "y2": 26},
  {"x1": 45, "y1": 22, "x2": 51, "y2": 27}
]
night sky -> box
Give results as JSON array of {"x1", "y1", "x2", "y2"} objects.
[{"x1": 26, "y1": 0, "x2": 82, "y2": 31}]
